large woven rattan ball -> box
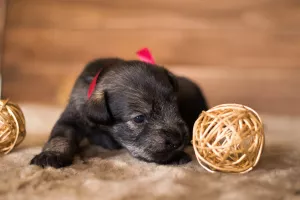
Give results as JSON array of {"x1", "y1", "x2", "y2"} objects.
[
  {"x1": 0, "y1": 99, "x2": 26, "y2": 154},
  {"x1": 192, "y1": 104, "x2": 264, "y2": 174}
]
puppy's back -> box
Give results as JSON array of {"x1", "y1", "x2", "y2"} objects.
[{"x1": 176, "y1": 77, "x2": 208, "y2": 137}]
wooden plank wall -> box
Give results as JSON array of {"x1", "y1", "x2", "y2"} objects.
[
  {"x1": 2, "y1": 0, "x2": 300, "y2": 115},
  {"x1": 0, "y1": 0, "x2": 6, "y2": 88}
]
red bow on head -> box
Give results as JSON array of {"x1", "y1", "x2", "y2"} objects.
[
  {"x1": 136, "y1": 48, "x2": 156, "y2": 64},
  {"x1": 87, "y1": 71, "x2": 102, "y2": 99},
  {"x1": 87, "y1": 48, "x2": 155, "y2": 99}
]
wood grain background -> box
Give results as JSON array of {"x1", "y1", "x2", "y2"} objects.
[
  {"x1": 0, "y1": 0, "x2": 6, "y2": 90},
  {"x1": 2, "y1": 0, "x2": 300, "y2": 115}
]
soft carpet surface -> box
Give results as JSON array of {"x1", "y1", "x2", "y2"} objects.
[{"x1": 0, "y1": 105, "x2": 300, "y2": 200}]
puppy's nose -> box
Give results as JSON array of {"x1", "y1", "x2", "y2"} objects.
[
  {"x1": 177, "y1": 122, "x2": 190, "y2": 144},
  {"x1": 163, "y1": 129, "x2": 184, "y2": 150},
  {"x1": 164, "y1": 138, "x2": 182, "y2": 150}
]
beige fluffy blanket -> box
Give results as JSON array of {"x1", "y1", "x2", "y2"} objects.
[{"x1": 0, "y1": 105, "x2": 300, "y2": 200}]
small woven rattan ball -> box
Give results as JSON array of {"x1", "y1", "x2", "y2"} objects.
[
  {"x1": 0, "y1": 99, "x2": 26, "y2": 154},
  {"x1": 192, "y1": 104, "x2": 264, "y2": 174}
]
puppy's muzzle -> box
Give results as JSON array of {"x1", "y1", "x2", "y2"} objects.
[{"x1": 162, "y1": 122, "x2": 189, "y2": 151}]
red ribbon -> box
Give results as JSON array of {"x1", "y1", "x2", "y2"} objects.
[
  {"x1": 87, "y1": 70, "x2": 101, "y2": 99},
  {"x1": 136, "y1": 48, "x2": 155, "y2": 64},
  {"x1": 87, "y1": 48, "x2": 155, "y2": 99}
]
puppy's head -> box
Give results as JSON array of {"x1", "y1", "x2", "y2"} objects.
[{"x1": 84, "y1": 61, "x2": 189, "y2": 163}]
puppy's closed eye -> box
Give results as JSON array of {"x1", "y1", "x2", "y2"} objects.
[
  {"x1": 133, "y1": 115, "x2": 146, "y2": 123},
  {"x1": 124, "y1": 114, "x2": 146, "y2": 129}
]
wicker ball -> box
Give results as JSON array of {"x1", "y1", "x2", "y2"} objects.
[
  {"x1": 192, "y1": 104, "x2": 264, "y2": 174},
  {"x1": 0, "y1": 99, "x2": 26, "y2": 154}
]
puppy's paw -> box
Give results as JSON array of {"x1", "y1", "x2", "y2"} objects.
[
  {"x1": 30, "y1": 151, "x2": 73, "y2": 168},
  {"x1": 168, "y1": 151, "x2": 192, "y2": 165}
]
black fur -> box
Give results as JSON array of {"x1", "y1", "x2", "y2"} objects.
[{"x1": 30, "y1": 58, "x2": 208, "y2": 168}]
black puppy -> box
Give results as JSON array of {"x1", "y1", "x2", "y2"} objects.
[{"x1": 30, "y1": 58, "x2": 208, "y2": 168}]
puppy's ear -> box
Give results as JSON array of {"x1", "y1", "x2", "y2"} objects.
[
  {"x1": 165, "y1": 70, "x2": 179, "y2": 92},
  {"x1": 84, "y1": 90, "x2": 112, "y2": 125}
]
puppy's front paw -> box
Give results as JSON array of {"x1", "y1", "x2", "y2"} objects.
[
  {"x1": 168, "y1": 151, "x2": 192, "y2": 165},
  {"x1": 30, "y1": 151, "x2": 73, "y2": 168}
]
